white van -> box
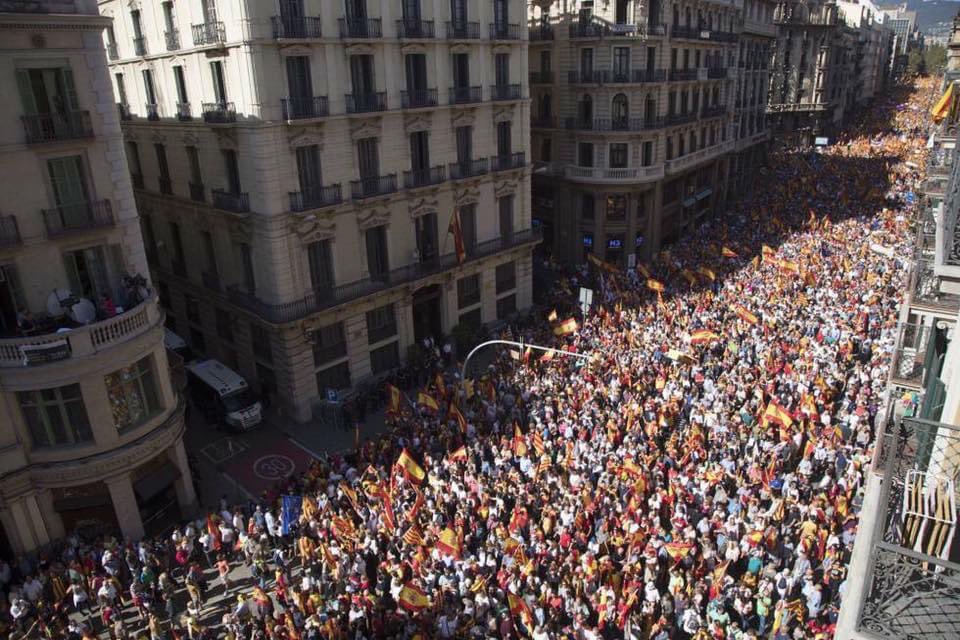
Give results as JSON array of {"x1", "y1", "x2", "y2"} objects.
[{"x1": 186, "y1": 359, "x2": 263, "y2": 430}]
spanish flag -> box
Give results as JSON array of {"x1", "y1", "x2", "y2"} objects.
[
  {"x1": 697, "y1": 266, "x2": 716, "y2": 281},
  {"x1": 547, "y1": 308, "x2": 558, "y2": 322},
  {"x1": 690, "y1": 329, "x2": 720, "y2": 345},
  {"x1": 434, "y1": 372, "x2": 446, "y2": 399},
  {"x1": 396, "y1": 448, "x2": 426, "y2": 484},
  {"x1": 448, "y1": 402, "x2": 468, "y2": 434},
  {"x1": 508, "y1": 593, "x2": 534, "y2": 628},
  {"x1": 448, "y1": 209, "x2": 466, "y2": 265},
  {"x1": 331, "y1": 516, "x2": 356, "y2": 542},
  {"x1": 386, "y1": 384, "x2": 403, "y2": 415},
  {"x1": 761, "y1": 398, "x2": 794, "y2": 429},
  {"x1": 407, "y1": 490, "x2": 424, "y2": 523},
  {"x1": 402, "y1": 526, "x2": 424, "y2": 547},
  {"x1": 416, "y1": 392, "x2": 439, "y2": 413},
  {"x1": 436, "y1": 527, "x2": 462, "y2": 558},
  {"x1": 733, "y1": 304, "x2": 758, "y2": 325},
  {"x1": 646, "y1": 278, "x2": 665, "y2": 292},
  {"x1": 381, "y1": 492, "x2": 397, "y2": 532},
  {"x1": 621, "y1": 458, "x2": 644, "y2": 477},
  {"x1": 340, "y1": 481, "x2": 360, "y2": 511},
  {"x1": 779, "y1": 259, "x2": 800, "y2": 275},
  {"x1": 470, "y1": 574, "x2": 489, "y2": 593},
  {"x1": 722, "y1": 246, "x2": 738, "y2": 258},
  {"x1": 320, "y1": 543, "x2": 338, "y2": 578},
  {"x1": 553, "y1": 317, "x2": 578, "y2": 335},
  {"x1": 398, "y1": 583, "x2": 431, "y2": 612},
  {"x1": 540, "y1": 350, "x2": 555, "y2": 362},
  {"x1": 449, "y1": 445, "x2": 468, "y2": 461},
  {"x1": 680, "y1": 269, "x2": 697, "y2": 286},
  {"x1": 932, "y1": 82, "x2": 954, "y2": 122},
  {"x1": 206, "y1": 514, "x2": 222, "y2": 550},
  {"x1": 513, "y1": 423, "x2": 528, "y2": 457}
]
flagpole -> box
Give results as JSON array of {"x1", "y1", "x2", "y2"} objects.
[{"x1": 461, "y1": 339, "x2": 593, "y2": 381}]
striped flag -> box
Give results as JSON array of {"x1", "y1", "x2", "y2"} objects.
[
  {"x1": 406, "y1": 489, "x2": 424, "y2": 523},
  {"x1": 398, "y1": 583, "x2": 431, "y2": 612},
  {"x1": 646, "y1": 278, "x2": 665, "y2": 292},
  {"x1": 386, "y1": 383, "x2": 403, "y2": 415},
  {"x1": 532, "y1": 430, "x2": 545, "y2": 457},
  {"x1": 690, "y1": 329, "x2": 720, "y2": 345},
  {"x1": 448, "y1": 402, "x2": 468, "y2": 434},
  {"x1": 448, "y1": 445, "x2": 468, "y2": 462},
  {"x1": 436, "y1": 527, "x2": 462, "y2": 558},
  {"x1": 697, "y1": 266, "x2": 716, "y2": 281},
  {"x1": 448, "y1": 209, "x2": 466, "y2": 265},
  {"x1": 402, "y1": 526, "x2": 424, "y2": 547},
  {"x1": 721, "y1": 246, "x2": 738, "y2": 258},
  {"x1": 416, "y1": 392, "x2": 439, "y2": 413},
  {"x1": 512, "y1": 422, "x2": 528, "y2": 457},
  {"x1": 396, "y1": 448, "x2": 426, "y2": 484},
  {"x1": 733, "y1": 304, "x2": 759, "y2": 325}
]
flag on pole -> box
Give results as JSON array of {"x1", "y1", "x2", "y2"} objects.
[
  {"x1": 646, "y1": 278, "x2": 665, "y2": 292},
  {"x1": 690, "y1": 329, "x2": 720, "y2": 345},
  {"x1": 761, "y1": 398, "x2": 794, "y2": 429},
  {"x1": 553, "y1": 318, "x2": 578, "y2": 335},
  {"x1": 513, "y1": 422, "x2": 528, "y2": 457},
  {"x1": 733, "y1": 304, "x2": 759, "y2": 325},
  {"x1": 697, "y1": 266, "x2": 717, "y2": 281},
  {"x1": 416, "y1": 391, "x2": 439, "y2": 413},
  {"x1": 448, "y1": 209, "x2": 466, "y2": 265},
  {"x1": 508, "y1": 593, "x2": 534, "y2": 629},
  {"x1": 396, "y1": 448, "x2": 426, "y2": 484},
  {"x1": 448, "y1": 402, "x2": 468, "y2": 434},
  {"x1": 402, "y1": 525, "x2": 424, "y2": 547},
  {"x1": 398, "y1": 584, "x2": 431, "y2": 612},
  {"x1": 437, "y1": 527, "x2": 462, "y2": 558},
  {"x1": 386, "y1": 384, "x2": 403, "y2": 415},
  {"x1": 449, "y1": 445, "x2": 468, "y2": 461},
  {"x1": 547, "y1": 308, "x2": 558, "y2": 322}
]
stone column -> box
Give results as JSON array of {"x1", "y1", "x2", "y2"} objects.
[
  {"x1": 647, "y1": 182, "x2": 664, "y2": 258},
  {"x1": 169, "y1": 438, "x2": 198, "y2": 517},
  {"x1": 106, "y1": 474, "x2": 144, "y2": 542}
]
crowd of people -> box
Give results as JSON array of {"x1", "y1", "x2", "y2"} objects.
[{"x1": 0, "y1": 78, "x2": 940, "y2": 640}]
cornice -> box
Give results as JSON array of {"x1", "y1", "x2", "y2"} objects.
[{"x1": 0, "y1": 13, "x2": 111, "y2": 31}]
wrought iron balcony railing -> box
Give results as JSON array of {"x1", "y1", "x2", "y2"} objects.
[
  {"x1": 528, "y1": 24, "x2": 553, "y2": 41},
  {"x1": 165, "y1": 29, "x2": 180, "y2": 50},
  {"x1": 449, "y1": 86, "x2": 482, "y2": 105},
  {"x1": 338, "y1": 17, "x2": 382, "y2": 38},
  {"x1": 701, "y1": 104, "x2": 727, "y2": 118},
  {"x1": 211, "y1": 189, "x2": 250, "y2": 213},
  {"x1": 665, "y1": 111, "x2": 698, "y2": 125},
  {"x1": 707, "y1": 66, "x2": 728, "y2": 79},
  {"x1": 289, "y1": 185, "x2": 342, "y2": 211},
  {"x1": 396, "y1": 18, "x2": 434, "y2": 38},
  {"x1": 271, "y1": 16, "x2": 322, "y2": 39},
  {"x1": 21, "y1": 110, "x2": 93, "y2": 143},
  {"x1": 350, "y1": 174, "x2": 397, "y2": 200},
  {"x1": 42, "y1": 200, "x2": 114, "y2": 238},
  {"x1": 177, "y1": 102, "x2": 192, "y2": 121},
  {"x1": 670, "y1": 25, "x2": 700, "y2": 39},
  {"x1": 529, "y1": 71, "x2": 554, "y2": 84},
  {"x1": 491, "y1": 84, "x2": 521, "y2": 101},
  {"x1": 345, "y1": 92, "x2": 387, "y2": 113},
  {"x1": 0, "y1": 215, "x2": 22, "y2": 248},
  {"x1": 107, "y1": 42, "x2": 118, "y2": 60},
  {"x1": 403, "y1": 166, "x2": 446, "y2": 189},
  {"x1": 449, "y1": 158, "x2": 488, "y2": 180},
  {"x1": 145, "y1": 103, "x2": 159, "y2": 121},
  {"x1": 118, "y1": 103, "x2": 132, "y2": 121},
  {"x1": 490, "y1": 152, "x2": 526, "y2": 172},
  {"x1": 192, "y1": 21, "x2": 225, "y2": 46},
  {"x1": 282, "y1": 96, "x2": 329, "y2": 120},
  {"x1": 445, "y1": 21, "x2": 480, "y2": 39},
  {"x1": 490, "y1": 22, "x2": 520, "y2": 40},
  {"x1": 401, "y1": 88, "x2": 438, "y2": 109},
  {"x1": 669, "y1": 68, "x2": 699, "y2": 81},
  {"x1": 569, "y1": 22, "x2": 607, "y2": 39},
  {"x1": 202, "y1": 102, "x2": 236, "y2": 123}
]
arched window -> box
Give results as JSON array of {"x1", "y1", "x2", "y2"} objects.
[{"x1": 612, "y1": 94, "x2": 629, "y2": 128}]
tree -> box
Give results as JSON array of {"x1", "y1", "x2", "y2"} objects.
[
  {"x1": 908, "y1": 48, "x2": 926, "y2": 75},
  {"x1": 925, "y1": 44, "x2": 947, "y2": 75}
]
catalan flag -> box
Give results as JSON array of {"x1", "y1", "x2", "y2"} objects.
[
  {"x1": 406, "y1": 489, "x2": 424, "y2": 523},
  {"x1": 470, "y1": 574, "x2": 489, "y2": 593},
  {"x1": 733, "y1": 304, "x2": 759, "y2": 325},
  {"x1": 320, "y1": 543, "x2": 338, "y2": 578},
  {"x1": 690, "y1": 329, "x2": 720, "y2": 345},
  {"x1": 331, "y1": 516, "x2": 356, "y2": 543},
  {"x1": 448, "y1": 402, "x2": 468, "y2": 434},
  {"x1": 532, "y1": 430, "x2": 545, "y2": 457},
  {"x1": 779, "y1": 259, "x2": 800, "y2": 275},
  {"x1": 386, "y1": 383, "x2": 403, "y2": 415},
  {"x1": 436, "y1": 527, "x2": 462, "y2": 558},
  {"x1": 621, "y1": 458, "x2": 644, "y2": 477},
  {"x1": 396, "y1": 448, "x2": 426, "y2": 484},
  {"x1": 539, "y1": 350, "x2": 555, "y2": 362},
  {"x1": 721, "y1": 246, "x2": 738, "y2": 258},
  {"x1": 553, "y1": 317, "x2": 578, "y2": 335},
  {"x1": 680, "y1": 269, "x2": 697, "y2": 286},
  {"x1": 588, "y1": 253, "x2": 619, "y2": 273},
  {"x1": 340, "y1": 481, "x2": 360, "y2": 511},
  {"x1": 402, "y1": 526, "x2": 424, "y2": 547},
  {"x1": 448, "y1": 209, "x2": 466, "y2": 265},
  {"x1": 646, "y1": 278, "x2": 665, "y2": 292},
  {"x1": 761, "y1": 244, "x2": 777, "y2": 264},
  {"x1": 416, "y1": 391, "x2": 439, "y2": 413},
  {"x1": 398, "y1": 583, "x2": 431, "y2": 612}
]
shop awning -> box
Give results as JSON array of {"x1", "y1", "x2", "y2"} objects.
[
  {"x1": 931, "y1": 82, "x2": 954, "y2": 122},
  {"x1": 133, "y1": 465, "x2": 180, "y2": 503}
]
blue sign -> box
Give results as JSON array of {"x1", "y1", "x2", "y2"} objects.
[
  {"x1": 280, "y1": 495, "x2": 302, "y2": 535},
  {"x1": 905, "y1": 192, "x2": 915, "y2": 204}
]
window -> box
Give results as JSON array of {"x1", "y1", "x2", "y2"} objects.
[
  {"x1": 250, "y1": 323, "x2": 273, "y2": 363},
  {"x1": 405, "y1": 53, "x2": 428, "y2": 93},
  {"x1": 307, "y1": 239, "x2": 334, "y2": 291},
  {"x1": 173, "y1": 65, "x2": 188, "y2": 104},
  {"x1": 613, "y1": 47, "x2": 630, "y2": 79},
  {"x1": 115, "y1": 73, "x2": 127, "y2": 104},
  {"x1": 16, "y1": 67, "x2": 79, "y2": 118},
  {"x1": 316, "y1": 361, "x2": 351, "y2": 392},
  {"x1": 643, "y1": 141, "x2": 654, "y2": 166},
  {"x1": 216, "y1": 308, "x2": 233, "y2": 343},
  {"x1": 313, "y1": 322, "x2": 347, "y2": 366},
  {"x1": 142, "y1": 215, "x2": 157, "y2": 262},
  {"x1": 142, "y1": 69, "x2": 157, "y2": 106},
  {"x1": 104, "y1": 356, "x2": 161, "y2": 431},
  {"x1": 496, "y1": 294, "x2": 516, "y2": 319},
  {"x1": 18, "y1": 385, "x2": 92, "y2": 448},
  {"x1": 452, "y1": 53, "x2": 470, "y2": 88},
  {"x1": 666, "y1": 136, "x2": 674, "y2": 160},
  {"x1": 201, "y1": 231, "x2": 217, "y2": 276},
  {"x1": 286, "y1": 55, "x2": 313, "y2": 101},
  {"x1": 366, "y1": 304, "x2": 397, "y2": 344},
  {"x1": 223, "y1": 149, "x2": 241, "y2": 194},
  {"x1": 495, "y1": 53, "x2": 510, "y2": 86},
  {"x1": 495, "y1": 262, "x2": 516, "y2": 293},
  {"x1": 607, "y1": 194, "x2": 628, "y2": 221},
  {"x1": 47, "y1": 155, "x2": 90, "y2": 209},
  {"x1": 296, "y1": 145, "x2": 322, "y2": 195},
  {"x1": 459, "y1": 307, "x2": 481, "y2": 328},
  {"x1": 457, "y1": 274, "x2": 481, "y2": 309},
  {"x1": 126, "y1": 141, "x2": 142, "y2": 182},
  {"x1": 580, "y1": 48, "x2": 593, "y2": 76},
  {"x1": 460, "y1": 204, "x2": 477, "y2": 253},
  {"x1": 410, "y1": 131, "x2": 430, "y2": 174},
  {"x1": 357, "y1": 137, "x2": 380, "y2": 181},
  {"x1": 186, "y1": 146, "x2": 202, "y2": 184},
  {"x1": 211, "y1": 60, "x2": 227, "y2": 103},
  {"x1": 496, "y1": 121, "x2": 512, "y2": 157},
  {"x1": 455, "y1": 126, "x2": 472, "y2": 164},
  {"x1": 415, "y1": 213, "x2": 438, "y2": 261},
  {"x1": 370, "y1": 341, "x2": 400, "y2": 375},
  {"x1": 578, "y1": 143, "x2": 594, "y2": 167},
  {"x1": 609, "y1": 143, "x2": 628, "y2": 169},
  {"x1": 63, "y1": 245, "x2": 119, "y2": 303},
  {"x1": 239, "y1": 242, "x2": 255, "y2": 293},
  {"x1": 155, "y1": 143, "x2": 171, "y2": 193},
  {"x1": 350, "y1": 54, "x2": 375, "y2": 96},
  {"x1": 256, "y1": 364, "x2": 276, "y2": 401},
  {"x1": 612, "y1": 94, "x2": 628, "y2": 127},
  {"x1": 169, "y1": 221, "x2": 185, "y2": 272},
  {"x1": 498, "y1": 195, "x2": 514, "y2": 240},
  {"x1": 365, "y1": 225, "x2": 389, "y2": 280}
]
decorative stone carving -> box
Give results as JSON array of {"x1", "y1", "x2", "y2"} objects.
[
  {"x1": 450, "y1": 109, "x2": 476, "y2": 128},
  {"x1": 290, "y1": 212, "x2": 336, "y2": 243},
  {"x1": 449, "y1": 43, "x2": 471, "y2": 55},
  {"x1": 278, "y1": 44, "x2": 312, "y2": 57},
  {"x1": 150, "y1": 132, "x2": 167, "y2": 143},
  {"x1": 226, "y1": 216, "x2": 253, "y2": 243},
  {"x1": 356, "y1": 205, "x2": 390, "y2": 230},
  {"x1": 493, "y1": 106, "x2": 515, "y2": 124},
  {"x1": 399, "y1": 43, "x2": 427, "y2": 54},
  {"x1": 453, "y1": 185, "x2": 480, "y2": 206},
  {"x1": 404, "y1": 113, "x2": 432, "y2": 133},
  {"x1": 408, "y1": 196, "x2": 438, "y2": 220},
  {"x1": 350, "y1": 119, "x2": 382, "y2": 140},
  {"x1": 181, "y1": 132, "x2": 200, "y2": 146},
  {"x1": 213, "y1": 128, "x2": 238, "y2": 149},
  {"x1": 494, "y1": 179, "x2": 518, "y2": 198},
  {"x1": 344, "y1": 43, "x2": 375, "y2": 55},
  {"x1": 288, "y1": 127, "x2": 324, "y2": 148}
]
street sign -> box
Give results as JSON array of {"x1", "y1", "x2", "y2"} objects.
[{"x1": 578, "y1": 287, "x2": 594, "y2": 317}]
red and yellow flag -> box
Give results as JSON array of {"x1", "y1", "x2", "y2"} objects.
[
  {"x1": 547, "y1": 308, "x2": 558, "y2": 322},
  {"x1": 721, "y1": 246, "x2": 738, "y2": 258},
  {"x1": 636, "y1": 263, "x2": 652, "y2": 278},
  {"x1": 540, "y1": 350, "x2": 555, "y2": 362},
  {"x1": 449, "y1": 445, "x2": 468, "y2": 461},
  {"x1": 513, "y1": 422, "x2": 528, "y2": 457},
  {"x1": 508, "y1": 593, "x2": 534, "y2": 628},
  {"x1": 396, "y1": 448, "x2": 426, "y2": 484},
  {"x1": 646, "y1": 278, "x2": 665, "y2": 292},
  {"x1": 416, "y1": 392, "x2": 439, "y2": 413},
  {"x1": 206, "y1": 514, "x2": 222, "y2": 550},
  {"x1": 664, "y1": 542, "x2": 694, "y2": 563},
  {"x1": 553, "y1": 318, "x2": 578, "y2": 335},
  {"x1": 532, "y1": 430, "x2": 545, "y2": 457},
  {"x1": 448, "y1": 402, "x2": 468, "y2": 434},
  {"x1": 621, "y1": 458, "x2": 644, "y2": 477},
  {"x1": 398, "y1": 583, "x2": 431, "y2": 612},
  {"x1": 761, "y1": 399, "x2": 794, "y2": 429},
  {"x1": 402, "y1": 526, "x2": 424, "y2": 547},
  {"x1": 690, "y1": 329, "x2": 720, "y2": 345},
  {"x1": 436, "y1": 527, "x2": 462, "y2": 558},
  {"x1": 697, "y1": 266, "x2": 716, "y2": 281},
  {"x1": 448, "y1": 209, "x2": 466, "y2": 265},
  {"x1": 733, "y1": 304, "x2": 759, "y2": 325}
]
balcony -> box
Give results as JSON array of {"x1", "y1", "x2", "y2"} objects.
[
  {"x1": 42, "y1": 199, "x2": 114, "y2": 238},
  {"x1": 350, "y1": 174, "x2": 397, "y2": 200},
  {"x1": 707, "y1": 66, "x2": 727, "y2": 79},
  {"x1": 226, "y1": 228, "x2": 540, "y2": 324},
  {"x1": 565, "y1": 117, "x2": 661, "y2": 132},
  {"x1": 202, "y1": 102, "x2": 236, "y2": 124},
  {"x1": 0, "y1": 297, "x2": 161, "y2": 368},
  {"x1": 701, "y1": 104, "x2": 727, "y2": 118},
  {"x1": 118, "y1": 103, "x2": 132, "y2": 121},
  {"x1": 145, "y1": 103, "x2": 159, "y2": 121},
  {"x1": 490, "y1": 22, "x2": 520, "y2": 40},
  {"x1": 449, "y1": 86, "x2": 482, "y2": 105},
  {"x1": 132, "y1": 36, "x2": 146, "y2": 56},
  {"x1": 176, "y1": 102, "x2": 192, "y2": 121},
  {"x1": 289, "y1": 185, "x2": 343, "y2": 212},
  {"x1": 669, "y1": 68, "x2": 699, "y2": 81},
  {"x1": 338, "y1": 17, "x2": 382, "y2": 39},
  {"x1": 568, "y1": 70, "x2": 603, "y2": 84},
  {"x1": 158, "y1": 176, "x2": 172, "y2": 195},
  {"x1": 569, "y1": 22, "x2": 607, "y2": 39},
  {"x1": 403, "y1": 166, "x2": 446, "y2": 189},
  {"x1": 445, "y1": 21, "x2": 479, "y2": 39},
  {"x1": 107, "y1": 42, "x2": 118, "y2": 60},
  {"x1": 396, "y1": 18, "x2": 434, "y2": 38},
  {"x1": 165, "y1": 29, "x2": 180, "y2": 50},
  {"x1": 530, "y1": 115, "x2": 556, "y2": 128},
  {"x1": 0, "y1": 215, "x2": 21, "y2": 248},
  {"x1": 491, "y1": 152, "x2": 526, "y2": 172},
  {"x1": 282, "y1": 96, "x2": 329, "y2": 120},
  {"x1": 670, "y1": 25, "x2": 701, "y2": 39},
  {"x1": 21, "y1": 111, "x2": 93, "y2": 144},
  {"x1": 449, "y1": 158, "x2": 488, "y2": 180},
  {"x1": 564, "y1": 164, "x2": 665, "y2": 183},
  {"x1": 211, "y1": 189, "x2": 250, "y2": 213},
  {"x1": 401, "y1": 88, "x2": 438, "y2": 109},
  {"x1": 345, "y1": 92, "x2": 387, "y2": 114},
  {"x1": 773, "y1": 10, "x2": 837, "y2": 26},
  {"x1": 645, "y1": 23, "x2": 668, "y2": 36},
  {"x1": 201, "y1": 271, "x2": 221, "y2": 292},
  {"x1": 528, "y1": 24, "x2": 553, "y2": 41},
  {"x1": 189, "y1": 182, "x2": 205, "y2": 203},
  {"x1": 192, "y1": 21, "x2": 225, "y2": 46},
  {"x1": 529, "y1": 71, "x2": 554, "y2": 84},
  {"x1": 707, "y1": 31, "x2": 738, "y2": 43},
  {"x1": 665, "y1": 140, "x2": 733, "y2": 173},
  {"x1": 271, "y1": 16, "x2": 322, "y2": 39},
  {"x1": 665, "y1": 111, "x2": 698, "y2": 125},
  {"x1": 491, "y1": 84, "x2": 521, "y2": 101},
  {"x1": 633, "y1": 69, "x2": 668, "y2": 83}
]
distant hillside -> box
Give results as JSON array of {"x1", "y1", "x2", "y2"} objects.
[{"x1": 904, "y1": 0, "x2": 960, "y2": 30}]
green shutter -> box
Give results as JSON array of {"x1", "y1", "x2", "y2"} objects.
[
  {"x1": 16, "y1": 70, "x2": 38, "y2": 115},
  {"x1": 61, "y1": 68, "x2": 80, "y2": 110}
]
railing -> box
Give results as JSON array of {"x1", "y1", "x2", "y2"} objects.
[
  {"x1": 165, "y1": 29, "x2": 180, "y2": 50},
  {"x1": 350, "y1": 174, "x2": 397, "y2": 200},
  {"x1": 528, "y1": 24, "x2": 553, "y2": 41},
  {"x1": 774, "y1": 11, "x2": 838, "y2": 26},
  {"x1": 707, "y1": 66, "x2": 727, "y2": 79},
  {"x1": 701, "y1": 104, "x2": 727, "y2": 118},
  {"x1": 564, "y1": 165, "x2": 665, "y2": 183},
  {"x1": 132, "y1": 36, "x2": 146, "y2": 56},
  {"x1": 189, "y1": 182, "x2": 205, "y2": 203},
  {"x1": 568, "y1": 70, "x2": 603, "y2": 84},
  {"x1": 491, "y1": 152, "x2": 526, "y2": 172},
  {"x1": 345, "y1": 92, "x2": 387, "y2": 113},
  {"x1": 634, "y1": 69, "x2": 668, "y2": 82},
  {"x1": 21, "y1": 111, "x2": 93, "y2": 143},
  {"x1": 669, "y1": 68, "x2": 699, "y2": 81},
  {"x1": 490, "y1": 22, "x2": 520, "y2": 40},
  {"x1": 909, "y1": 256, "x2": 960, "y2": 310},
  {"x1": 401, "y1": 88, "x2": 438, "y2": 109},
  {"x1": 271, "y1": 16, "x2": 322, "y2": 39},
  {"x1": 856, "y1": 416, "x2": 960, "y2": 639},
  {"x1": 449, "y1": 86, "x2": 482, "y2": 105},
  {"x1": 0, "y1": 297, "x2": 160, "y2": 368},
  {"x1": 202, "y1": 102, "x2": 236, "y2": 123},
  {"x1": 226, "y1": 228, "x2": 541, "y2": 324},
  {"x1": 118, "y1": 103, "x2": 131, "y2": 121},
  {"x1": 569, "y1": 22, "x2": 607, "y2": 39},
  {"x1": 530, "y1": 115, "x2": 556, "y2": 128},
  {"x1": 646, "y1": 23, "x2": 668, "y2": 36},
  {"x1": 889, "y1": 323, "x2": 931, "y2": 385},
  {"x1": 289, "y1": 185, "x2": 343, "y2": 211},
  {"x1": 211, "y1": 189, "x2": 250, "y2": 213},
  {"x1": 491, "y1": 84, "x2": 521, "y2": 101},
  {"x1": 403, "y1": 166, "x2": 446, "y2": 189},
  {"x1": 106, "y1": 42, "x2": 118, "y2": 60},
  {"x1": 529, "y1": 71, "x2": 554, "y2": 84},
  {"x1": 176, "y1": 102, "x2": 191, "y2": 121},
  {"x1": 338, "y1": 17, "x2": 382, "y2": 38},
  {"x1": 145, "y1": 103, "x2": 159, "y2": 121},
  {"x1": 192, "y1": 21, "x2": 225, "y2": 46},
  {"x1": 449, "y1": 158, "x2": 488, "y2": 180},
  {"x1": 396, "y1": 19, "x2": 434, "y2": 38},
  {"x1": 282, "y1": 96, "x2": 329, "y2": 120},
  {"x1": 671, "y1": 25, "x2": 701, "y2": 39},
  {"x1": 445, "y1": 21, "x2": 480, "y2": 39},
  {"x1": 42, "y1": 200, "x2": 114, "y2": 238},
  {"x1": 708, "y1": 31, "x2": 738, "y2": 43},
  {"x1": 158, "y1": 176, "x2": 172, "y2": 195},
  {"x1": 201, "y1": 271, "x2": 221, "y2": 292},
  {"x1": 665, "y1": 140, "x2": 733, "y2": 173},
  {"x1": 565, "y1": 117, "x2": 660, "y2": 132},
  {"x1": 665, "y1": 111, "x2": 698, "y2": 125},
  {"x1": 0, "y1": 215, "x2": 21, "y2": 248}
]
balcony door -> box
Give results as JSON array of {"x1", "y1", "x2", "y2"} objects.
[
  {"x1": 211, "y1": 61, "x2": 227, "y2": 103},
  {"x1": 450, "y1": 0, "x2": 467, "y2": 27},
  {"x1": 296, "y1": 145, "x2": 322, "y2": 198},
  {"x1": 402, "y1": 0, "x2": 421, "y2": 21},
  {"x1": 48, "y1": 156, "x2": 89, "y2": 211},
  {"x1": 405, "y1": 54, "x2": 427, "y2": 93},
  {"x1": 493, "y1": 0, "x2": 508, "y2": 27},
  {"x1": 416, "y1": 213, "x2": 438, "y2": 261},
  {"x1": 345, "y1": 0, "x2": 367, "y2": 20},
  {"x1": 286, "y1": 56, "x2": 313, "y2": 103},
  {"x1": 279, "y1": 0, "x2": 303, "y2": 21},
  {"x1": 16, "y1": 68, "x2": 79, "y2": 117},
  {"x1": 456, "y1": 126, "x2": 472, "y2": 164},
  {"x1": 495, "y1": 53, "x2": 510, "y2": 86},
  {"x1": 202, "y1": 0, "x2": 218, "y2": 24},
  {"x1": 357, "y1": 138, "x2": 379, "y2": 181},
  {"x1": 350, "y1": 55, "x2": 375, "y2": 96},
  {"x1": 452, "y1": 53, "x2": 470, "y2": 88},
  {"x1": 410, "y1": 131, "x2": 430, "y2": 173},
  {"x1": 64, "y1": 245, "x2": 117, "y2": 303},
  {"x1": 365, "y1": 225, "x2": 389, "y2": 281},
  {"x1": 496, "y1": 121, "x2": 512, "y2": 157}
]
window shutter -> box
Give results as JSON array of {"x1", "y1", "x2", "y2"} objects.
[
  {"x1": 61, "y1": 68, "x2": 80, "y2": 110},
  {"x1": 16, "y1": 70, "x2": 38, "y2": 115}
]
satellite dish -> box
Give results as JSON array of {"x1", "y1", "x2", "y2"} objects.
[
  {"x1": 69, "y1": 298, "x2": 96, "y2": 324},
  {"x1": 46, "y1": 289, "x2": 78, "y2": 317}
]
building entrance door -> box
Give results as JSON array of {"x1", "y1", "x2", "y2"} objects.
[{"x1": 412, "y1": 284, "x2": 442, "y2": 344}]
